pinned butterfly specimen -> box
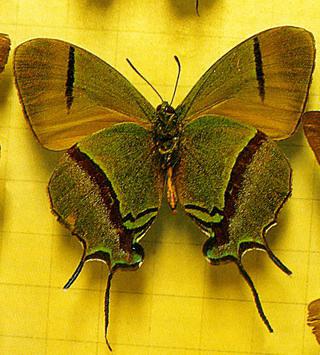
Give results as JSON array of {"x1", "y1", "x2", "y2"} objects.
[
  {"x1": 14, "y1": 26, "x2": 315, "y2": 349},
  {"x1": 308, "y1": 299, "x2": 320, "y2": 344},
  {"x1": 303, "y1": 110, "x2": 320, "y2": 164},
  {"x1": 0, "y1": 34, "x2": 10, "y2": 74}
]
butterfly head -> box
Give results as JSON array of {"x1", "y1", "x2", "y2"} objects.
[{"x1": 156, "y1": 101, "x2": 176, "y2": 123}]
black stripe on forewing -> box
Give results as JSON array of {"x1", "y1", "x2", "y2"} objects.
[
  {"x1": 65, "y1": 46, "x2": 75, "y2": 112},
  {"x1": 253, "y1": 37, "x2": 265, "y2": 102},
  {"x1": 67, "y1": 146, "x2": 157, "y2": 252}
]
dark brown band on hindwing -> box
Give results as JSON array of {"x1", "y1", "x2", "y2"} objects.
[
  {"x1": 253, "y1": 37, "x2": 265, "y2": 102},
  {"x1": 67, "y1": 146, "x2": 156, "y2": 253},
  {"x1": 212, "y1": 131, "x2": 268, "y2": 246},
  {"x1": 65, "y1": 46, "x2": 75, "y2": 112},
  {"x1": 67, "y1": 146, "x2": 131, "y2": 252}
]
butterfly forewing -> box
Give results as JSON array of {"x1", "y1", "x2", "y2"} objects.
[
  {"x1": 177, "y1": 26, "x2": 315, "y2": 140},
  {"x1": 14, "y1": 39, "x2": 155, "y2": 151}
]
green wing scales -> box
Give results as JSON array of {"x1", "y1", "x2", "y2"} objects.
[
  {"x1": 48, "y1": 123, "x2": 163, "y2": 349},
  {"x1": 175, "y1": 116, "x2": 292, "y2": 331},
  {"x1": 49, "y1": 123, "x2": 163, "y2": 268}
]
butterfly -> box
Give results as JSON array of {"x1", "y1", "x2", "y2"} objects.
[{"x1": 13, "y1": 26, "x2": 315, "y2": 349}]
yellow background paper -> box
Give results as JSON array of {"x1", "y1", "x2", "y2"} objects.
[{"x1": 0, "y1": 1, "x2": 320, "y2": 354}]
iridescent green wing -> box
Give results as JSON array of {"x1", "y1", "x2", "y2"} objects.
[
  {"x1": 14, "y1": 39, "x2": 155, "y2": 150},
  {"x1": 48, "y1": 122, "x2": 163, "y2": 348},
  {"x1": 177, "y1": 26, "x2": 315, "y2": 140},
  {"x1": 303, "y1": 111, "x2": 320, "y2": 164},
  {"x1": 174, "y1": 116, "x2": 291, "y2": 331}
]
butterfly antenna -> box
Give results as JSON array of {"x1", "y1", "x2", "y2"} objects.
[
  {"x1": 235, "y1": 259, "x2": 273, "y2": 333},
  {"x1": 104, "y1": 271, "x2": 114, "y2": 351},
  {"x1": 169, "y1": 56, "x2": 181, "y2": 106},
  {"x1": 63, "y1": 244, "x2": 87, "y2": 289},
  {"x1": 126, "y1": 58, "x2": 163, "y2": 102}
]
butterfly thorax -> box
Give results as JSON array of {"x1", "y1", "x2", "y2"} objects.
[{"x1": 153, "y1": 102, "x2": 182, "y2": 170}]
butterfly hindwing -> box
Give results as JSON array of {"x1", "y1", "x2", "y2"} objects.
[
  {"x1": 177, "y1": 26, "x2": 315, "y2": 140},
  {"x1": 49, "y1": 122, "x2": 163, "y2": 267},
  {"x1": 48, "y1": 122, "x2": 163, "y2": 346},
  {"x1": 174, "y1": 116, "x2": 292, "y2": 330},
  {"x1": 14, "y1": 39, "x2": 155, "y2": 151},
  {"x1": 175, "y1": 116, "x2": 291, "y2": 247}
]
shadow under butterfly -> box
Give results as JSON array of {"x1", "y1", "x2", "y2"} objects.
[
  {"x1": 303, "y1": 111, "x2": 320, "y2": 345},
  {"x1": 13, "y1": 26, "x2": 315, "y2": 349}
]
